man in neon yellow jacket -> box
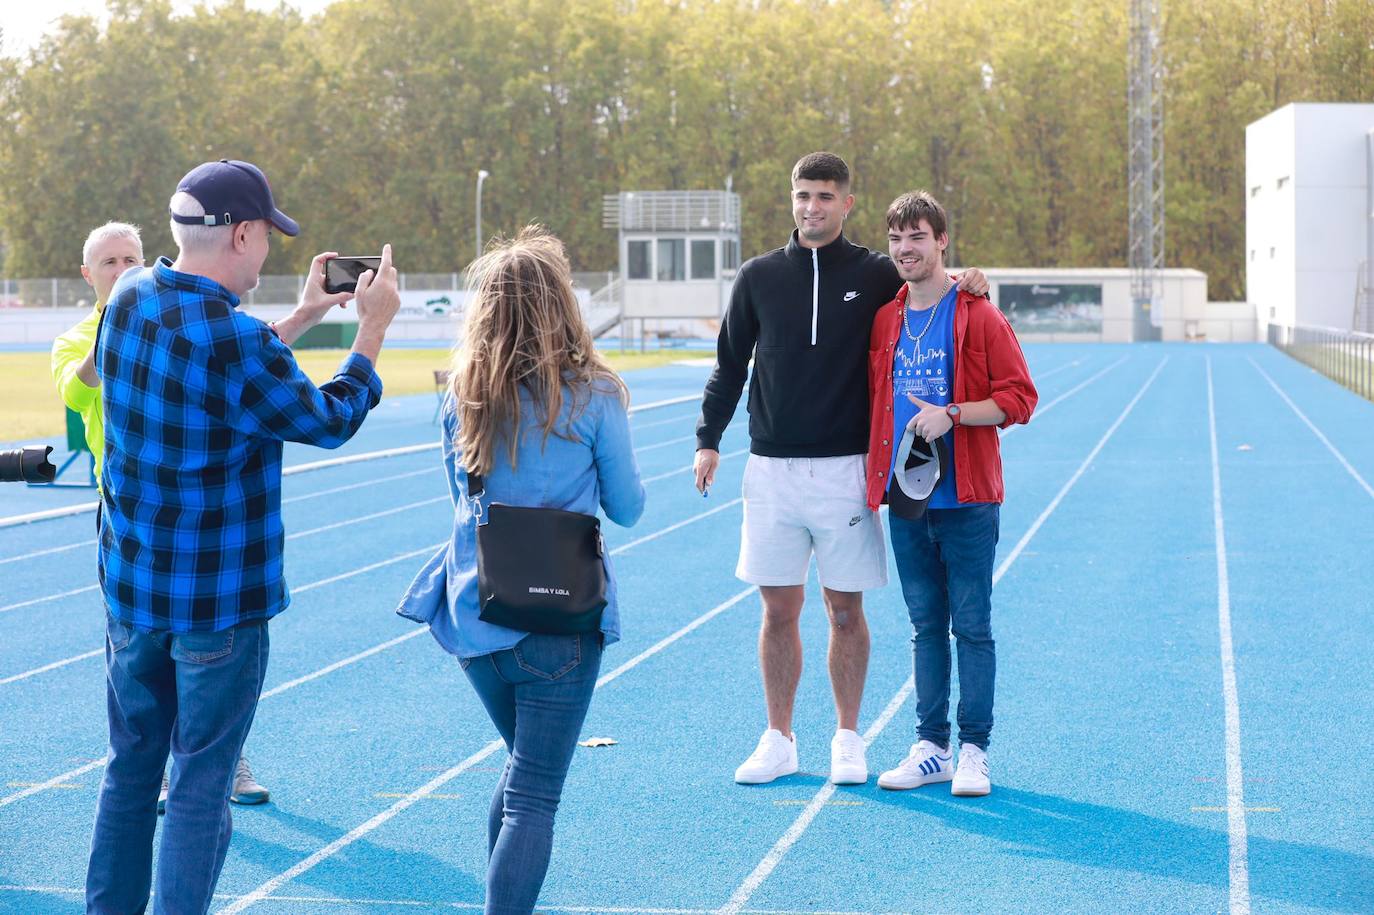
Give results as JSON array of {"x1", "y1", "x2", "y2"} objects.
[
  {"x1": 51, "y1": 223, "x2": 145, "y2": 488},
  {"x1": 51, "y1": 222, "x2": 271, "y2": 811}
]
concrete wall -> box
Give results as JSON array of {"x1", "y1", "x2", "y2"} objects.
[{"x1": 1247, "y1": 103, "x2": 1374, "y2": 331}]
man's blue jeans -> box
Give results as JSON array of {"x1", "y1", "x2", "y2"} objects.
[
  {"x1": 889, "y1": 504, "x2": 1000, "y2": 751},
  {"x1": 461, "y1": 630, "x2": 602, "y2": 915},
  {"x1": 86, "y1": 614, "x2": 269, "y2": 915}
]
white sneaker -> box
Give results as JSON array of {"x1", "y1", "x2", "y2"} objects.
[
  {"x1": 877, "y1": 739, "x2": 953, "y2": 790},
  {"x1": 951, "y1": 744, "x2": 991, "y2": 796},
  {"x1": 829, "y1": 729, "x2": 868, "y2": 785},
  {"x1": 734, "y1": 729, "x2": 799, "y2": 784}
]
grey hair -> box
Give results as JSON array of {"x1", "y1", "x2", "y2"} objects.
[
  {"x1": 82, "y1": 222, "x2": 143, "y2": 266},
  {"x1": 168, "y1": 191, "x2": 232, "y2": 253}
]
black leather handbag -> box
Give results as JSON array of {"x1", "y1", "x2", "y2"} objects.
[{"x1": 468, "y1": 472, "x2": 608, "y2": 635}]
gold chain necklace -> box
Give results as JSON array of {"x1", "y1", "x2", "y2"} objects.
[{"x1": 901, "y1": 275, "x2": 952, "y2": 346}]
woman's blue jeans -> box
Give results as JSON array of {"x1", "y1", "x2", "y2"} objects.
[
  {"x1": 461, "y1": 630, "x2": 602, "y2": 914},
  {"x1": 888, "y1": 504, "x2": 1000, "y2": 751}
]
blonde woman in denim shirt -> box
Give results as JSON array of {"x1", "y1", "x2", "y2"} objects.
[{"x1": 398, "y1": 226, "x2": 644, "y2": 913}]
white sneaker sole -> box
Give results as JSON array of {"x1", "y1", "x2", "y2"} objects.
[
  {"x1": 734, "y1": 760, "x2": 798, "y2": 785},
  {"x1": 830, "y1": 767, "x2": 868, "y2": 786},
  {"x1": 951, "y1": 780, "x2": 991, "y2": 797},
  {"x1": 877, "y1": 768, "x2": 953, "y2": 790}
]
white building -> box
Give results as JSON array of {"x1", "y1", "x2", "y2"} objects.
[
  {"x1": 600, "y1": 190, "x2": 741, "y2": 340},
  {"x1": 979, "y1": 267, "x2": 1238, "y2": 342},
  {"x1": 1246, "y1": 103, "x2": 1374, "y2": 333}
]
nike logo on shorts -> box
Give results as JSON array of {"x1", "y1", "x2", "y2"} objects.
[
  {"x1": 849, "y1": 516, "x2": 862, "y2": 526},
  {"x1": 843, "y1": 291, "x2": 860, "y2": 301}
]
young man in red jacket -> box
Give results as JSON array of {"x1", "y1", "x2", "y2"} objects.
[{"x1": 865, "y1": 190, "x2": 1037, "y2": 796}]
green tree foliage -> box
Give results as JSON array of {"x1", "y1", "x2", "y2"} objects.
[{"x1": 0, "y1": 0, "x2": 1369, "y2": 298}]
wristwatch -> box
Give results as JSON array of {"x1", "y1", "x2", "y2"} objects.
[{"x1": 945, "y1": 403, "x2": 962, "y2": 426}]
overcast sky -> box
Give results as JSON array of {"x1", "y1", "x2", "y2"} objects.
[{"x1": 2, "y1": 0, "x2": 339, "y2": 57}]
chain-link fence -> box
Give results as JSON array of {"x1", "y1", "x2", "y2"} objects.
[
  {"x1": 0, "y1": 270, "x2": 619, "y2": 309},
  {"x1": 1269, "y1": 323, "x2": 1374, "y2": 402}
]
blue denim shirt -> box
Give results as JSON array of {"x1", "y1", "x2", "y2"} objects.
[{"x1": 397, "y1": 381, "x2": 645, "y2": 658}]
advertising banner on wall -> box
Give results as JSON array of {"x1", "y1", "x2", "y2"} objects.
[{"x1": 999, "y1": 283, "x2": 1103, "y2": 333}]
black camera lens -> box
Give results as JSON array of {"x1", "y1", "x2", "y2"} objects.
[{"x1": 0, "y1": 446, "x2": 57, "y2": 484}]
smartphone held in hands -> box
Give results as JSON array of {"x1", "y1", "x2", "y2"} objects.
[{"x1": 324, "y1": 256, "x2": 383, "y2": 294}]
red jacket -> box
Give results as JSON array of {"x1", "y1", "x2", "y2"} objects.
[{"x1": 866, "y1": 285, "x2": 1037, "y2": 509}]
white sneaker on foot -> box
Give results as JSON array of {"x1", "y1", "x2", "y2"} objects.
[
  {"x1": 877, "y1": 739, "x2": 953, "y2": 790},
  {"x1": 951, "y1": 744, "x2": 991, "y2": 796},
  {"x1": 734, "y1": 729, "x2": 798, "y2": 784},
  {"x1": 829, "y1": 729, "x2": 868, "y2": 785}
]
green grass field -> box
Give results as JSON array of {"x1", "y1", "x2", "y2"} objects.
[{"x1": 0, "y1": 347, "x2": 708, "y2": 443}]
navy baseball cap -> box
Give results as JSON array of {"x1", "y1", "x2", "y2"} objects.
[{"x1": 169, "y1": 159, "x2": 300, "y2": 237}]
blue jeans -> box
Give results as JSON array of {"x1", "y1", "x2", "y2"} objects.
[
  {"x1": 461, "y1": 630, "x2": 602, "y2": 915},
  {"x1": 889, "y1": 504, "x2": 1000, "y2": 751},
  {"x1": 86, "y1": 614, "x2": 269, "y2": 915}
]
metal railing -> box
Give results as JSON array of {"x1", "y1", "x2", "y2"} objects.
[
  {"x1": 602, "y1": 191, "x2": 741, "y2": 232},
  {"x1": 1269, "y1": 323, "x2": 1374, "y2": 401}
]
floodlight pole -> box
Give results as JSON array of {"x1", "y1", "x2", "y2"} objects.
[
  {"x1": 1128, "y1": 0, "x2": 1164, "y2": 340},
  {"x1": 476, "y1": 169, "x2": 490, "y2": 262}
]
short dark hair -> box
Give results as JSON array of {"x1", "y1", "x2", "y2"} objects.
[
  {"x1": 792, "y1": 152, "x2": 850, "y2": 188},
  {"x1": 886, "y1": 190, "x2": 948, "y2": 238}
]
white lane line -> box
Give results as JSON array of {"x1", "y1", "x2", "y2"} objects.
[
  {"x1": 281, "y1": 467, "x2": 440, "y2": 505},
  {"x1": 634, "y1": 432, "x2": 698, "y2": 454},
  {"x1": 0, "y1": 758, "x2": 106, "y2": 808},
  {"x1": 286, "y1": 497, "x2": 447, "y2": 540},
  {"x1": 0, "y1": 396, "x2": 702, "y2": 530},
  {"x1": 259, "y1": 630, "x2": 429, "y2": 700},
  {"x1": 220, "y1": 585, "x2": 760, "y2": 914},
  {"x1": 718, "y1": 679, "x2": 915, "y2": 915},
  {"x1": 0, "y1": 648, "x2": 103, "y2": 686},
  {"x1": 994, "y1": 357, "x2": 1167, "y2": 582},
  {"x1": 610, "y1": 499, "x2": 742, "y2": 555},
  {"x1": 0, "y1": 502, "x2": 100, "y2": 529},
  {"x1": 1248, "y1": 356, "x2": 1374, "y2": 500},
  {"x1": 0, "y1": 888, "x2": 879, "y2": 915},
  {"x1": 4, "y1": 414, "x2": 717, "y2": 559},
  {"x1": 1209, "y1": 357, "x2": 1251, "y2": 915},
  {"x1": 282, "y1": 443, "x2": 436, "y2": 475},
  {"x1": 290, "y1": 543, "x2": 445, "y2": 596},
  {"x1": 644, "y1": 447, "x2": 749, "y2": 484},
  {"x1": 719, "y1": 357, "x2": 1169, "y2": 913},
  {"x1": 1029, "y1": 358, "x2": 1083, "y2": 381},
  {"x1": 1002, "y1": 355, "x2": 1129, "y2": 440},
  {"x1": 0, "y1": 543, "x2": 446, "y2": 689},
  {"x1": 632, "y1": 410, "x2": 699, "y2": 432},
  {"x1": 0, "y1": 503, "x2": 446, "y2": 615},
  {"x1": 5, "y1": 494, "x2": 737, "y2": 799},
  {"x1": 0, "y1": 538, "x2": 97, "y2": 566},
  {"x1": 0, "y1": 584, "x2": 98, "y2": 615}
]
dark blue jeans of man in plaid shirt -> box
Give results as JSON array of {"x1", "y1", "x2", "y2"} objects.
[{"x1": 86, "y1": 257, "x2": 382, "y2": 913}]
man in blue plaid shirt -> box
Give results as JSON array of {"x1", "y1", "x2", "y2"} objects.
[{"x1": 86, "y1": 159, "x2": 401, "y2": 914}]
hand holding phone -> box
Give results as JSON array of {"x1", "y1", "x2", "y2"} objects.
[{"x1": 324, "y1": 255, "x2": 384, "y2": 294}]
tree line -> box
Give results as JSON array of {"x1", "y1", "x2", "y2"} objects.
[{"x1": 0, "y1": 0, "x2": 1369, "y2": 300}]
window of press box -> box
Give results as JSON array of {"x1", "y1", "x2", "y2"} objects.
[
  {"x1": 691, "y1": 240, "x2": 716, "y2": 279},
  {"x1": 723, "y1": 239, "x2": 740, "y2": 271},
  {"x1": 657, "y1": 238, "x2": 686, "y2": 281},
  {"x1": 627, "y1": 241, "x2": 651, "y2": 280}
]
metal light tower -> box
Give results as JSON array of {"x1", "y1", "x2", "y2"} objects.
[
  {"x1": 475, "y1": 169, "x2": 490, "y2": 262},
  {"x1": 1128, "y1": 0, "x2": 1165, "y2": 340}
]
